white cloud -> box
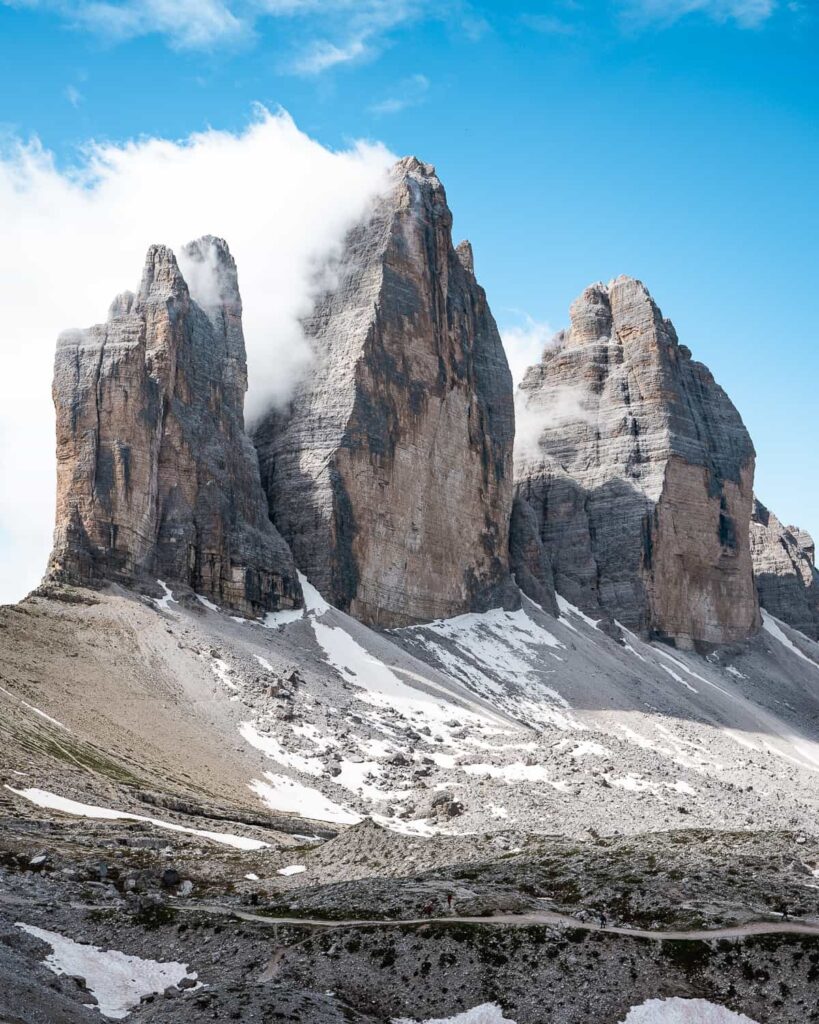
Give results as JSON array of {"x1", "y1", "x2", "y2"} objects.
[
  {"x1": 289, "y1": 35, "x2": 369, "y2": 73},
  {"x1": 0, "y1": 108, "x2": 393, "y2": 604},
  {"x1": 3, "y1": 0, "x2": 445, "y2": 61},
  {"x1": 369, "y1": 73, "x2": 429, "y2": 116},
  {"x1": 622, "y1": 0, "x2": 777, "y2": 27},
  {"x1": 514, "y1": 382, "x2": 597, "y2": 467},
  {"x1": 500, "y1": 315, "x2": 556, "y2": 388},
  {"x1": 63, "y1": 84, "x2": 83, "y2": 106}
]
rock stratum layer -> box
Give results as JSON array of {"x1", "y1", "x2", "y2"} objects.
[
  {"x1": 512, "y1": 276, "x2": 759, "y2": 647},
  {"x1": 48, "y1": 237, "x2": 301, "y2": 617},
  {"x1": 254, "y1": 157, "x2": 516, "y2": 627},
  {"x1": 751, "y1": 498, "x2": 819, "y2": 639}
]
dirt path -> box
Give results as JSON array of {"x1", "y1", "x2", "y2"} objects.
[{"x1": 186, "y1": 901, "x2": 819, "y2": 942}]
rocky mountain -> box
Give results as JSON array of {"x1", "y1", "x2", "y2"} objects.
[
  {"x1": 511, "y1": 276, "x2": 759, "y2": 648},
  {"x1": 47, "y1": 237, "x2": 301, "y2": 618},
  {"x1": 751, "y1": 498, "x2": 819, "y2": 639},
  {"x1": 6, "y1": 160, "x2": 819, "y2": 1024},
  {"x1": 253, "y1": 157, "x2": 516, "y2": 628}
]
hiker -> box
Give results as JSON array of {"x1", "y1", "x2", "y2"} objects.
[
  {"x1": 422, "y1": 900, "x2": 434, "y2": 917},
  {"x1": 446, "y1": 892, "x2": 454, "y2": 910},
  {"x1": 599, "y1": 911, "x2": 607, "y2": 928}
]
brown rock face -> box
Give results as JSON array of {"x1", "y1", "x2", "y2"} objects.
[
  {"x1": 512, "y1": 276, "x2": 759, "y2": 647},
  {"x1": 751, "y1": 498, "x2": 819, "y2": 639},
  {"x1": 48, "y1": 237, "x2": 301, "y2": 616},
  {"x1": 254, "y1": 157, "x2": 517, "y2": 627}
]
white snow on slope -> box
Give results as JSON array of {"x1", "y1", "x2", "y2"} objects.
[
  {"x1": 249, "y1": 772, "x2": 361, "y2": 825},
  {"x1": 659, "y1": 663, "x2": 698, "y2": 694},
  {"x1": 263, "y1": 607, "x2": 305, "y2": 629},
  {"x1": 299, "y1": 571, "x2": 331, "y2": 614},
  {"x1": 4, "y1": 787, "x2": 268, "y2": 851},
  {"x1": 240, "y1": 722, "x2": 324, "y2": 776},
  {"x1": 210, "y1": 657, "x2": 238, "y2": 692},
  {"x1": 277, "y1": 864, "x2": 306, "y2": 876},
  {"x1": 555, "y1": 593, "x2": 600, "y2": 629},
  {"x1": 393, "y1": 1003, "x2": 516, "y2": 1024},
  {"x1": 762, "y1": 610, "x2": 817, "y2": 667},
  {"x1": 461, "y1": 762, "x2": 565, "y2": 789},
  {"x1": 15, "y1": 923, "x2": 196, "y2": 1019},
  {"x1": 620, "y1": 997, "x2": 760, "y2": 1023},
  {"x1": 0, "y1": 684, "x2": 70, "y2": 731},
  {"x1": 311, "y1": 619, "x2": 485, "y2": 727},
  {"x1": 153, "y1": 580, "x2": 176, "y2": 611},
  {"x1": 195, "y1": 594, "x2": 219, "y2": 611},
  {"x1": 401, "y1": 607, "x2": 581, "y2": 730}
]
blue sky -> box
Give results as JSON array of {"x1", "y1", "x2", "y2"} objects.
[{"x1": 1, "y1": 0, "x2": 818, "y2": 597}]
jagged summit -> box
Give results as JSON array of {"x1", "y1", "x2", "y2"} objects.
[
  {"x1": 254, "y1": 156, "x2": 517, "y2": 627},
  {"x1": 48, "y1": 237, "x2": 301, "y2": 617},
  {"x1": 512, "y1": 275, "x2": 759, "y2": 648}
]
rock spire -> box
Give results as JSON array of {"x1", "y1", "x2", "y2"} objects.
[{"x1": 48, "y1": 237, "x2": 301, "y2": 616}]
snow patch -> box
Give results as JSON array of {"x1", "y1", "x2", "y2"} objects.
[
  {"x1": 277, "y1": 864, "x2": 306, "y2": 876},
  {"x1": 299, "y1": 571, "x2": 331, "y2": 615},
  {"x1": 249, "y1": 772, "x2": 361, "y2": 825},
  {"x1": 762, "y1": 610, "x2": 817, "y2": 667},
  {"x1": 240, "y1": 722, "x2": 324, "y2": 776},
  {"x1": 393, "y1": 1004, "x2": 516, "y2": 1024},
  {"x1": 555, "y1": 593, "x2": 600, "y2": 629},
  {"x1": 263, "y1": 607, "x2": 304, "y2": 629},
  {"x1": 5, "y1": 787, "x2": 267, "y2": 851},
  {"x1": 620, "y1": 997, "x2": 760, "y2": 1023},
  {"x1": 195, "y1": 593, "x2": 219, "y2": 612},
  {"x1": 153, "y1": 580, "x2": 176, "y2": 611},
  {"x1": 15, "y1": 923, "x2": 196, "y2": 1019}
]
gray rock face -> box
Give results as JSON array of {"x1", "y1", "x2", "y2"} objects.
[
  {"x1": 48, "y1": 237, "x2": 301, "y2": 617},
  {"x1": 512, "y1": 276, "x2": 759, "y2": 647},
  {"x1": 254, "y1": 157, "x2": 517, "y2": 627},
  {"x1": 751, "y1": 498, "x2": 819, "y2": 639}
]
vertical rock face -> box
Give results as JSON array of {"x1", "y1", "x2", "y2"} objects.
[
  {"x1": 48, "y1": 237, "x2": 301, "y2": 616},
  {"x1": 254, "y1": 157, "x2": 516, "y2": 627},
  {"x1": 751, "y1": 499, "x2": 819, "y2": 639},
  {"x1": 512, "y1": 276, "x2": 759, "y2": 647}
]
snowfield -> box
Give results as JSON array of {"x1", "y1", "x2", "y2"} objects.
[
  {"x1": 4, "y1": 787, "x2": 268, "y2": 850},
  {"x1": 391, "y1": 1000, "x2": 760, "y2": 1024},
  {"x1": 15, "y1": 923, "x2": 195, "y2": 1018},
  {"x1": 621, "y1": 997, "x2": 761, "y2": 1023}
]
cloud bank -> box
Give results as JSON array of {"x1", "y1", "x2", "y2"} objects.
[{"x1": 0, "y1": 108, "x2": 393, "y2": 603}]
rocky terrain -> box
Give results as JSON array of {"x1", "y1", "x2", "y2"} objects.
[
  {"x1": 751, "y1": 498, "x2": 819, "y2": 639},
  {"x1": 511, "y1": 277, "x2": 759, "y2": 649},
  {"x1": 253, "y1": 157, "x2": 516, "y2": 628},
  {"x1": 4, "y1": 158, "x2": 819, "y2": 1023},
  {"x1": 3, "y1": 578, "x2": 819, "y2": 1021},
  {"x1": 48, "y1": 237, "x2": 301, "y2": 618}
]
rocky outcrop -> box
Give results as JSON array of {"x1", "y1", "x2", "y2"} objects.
[
  {"x1": 512, "y1": 276, "x2": 759, "y2": 647},
  {"x1": 751, "y1": 499, "x2": 819, "y2": 639},
  {"x1": 254, "y1": 157, "x2": 517, "y2": 627},
  {"x1": 48, "y1": 237, "x2": 301, "y2": 617}
]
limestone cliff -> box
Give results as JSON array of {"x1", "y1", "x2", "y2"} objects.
[
  {"x1": 751, "y1": 498, "x2": 819, "y2": 639},
  {"x1": 512, "y1": 276, "x2": 759, "y2": 647},
  {"x1": 253, "y1": 157, "x2": 517, "y2": 627},
  {"x1": 48, "y1": 237, "x2": 301, "y2": 616}
]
